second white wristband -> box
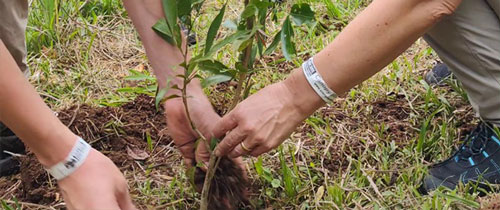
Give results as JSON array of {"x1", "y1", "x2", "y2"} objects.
[
  {"x1": 46, "y1": 137, "x2": 91, "y2": 180},
  {"x1": 302, "y1": 57, "x2": 337, "y2": 103}
]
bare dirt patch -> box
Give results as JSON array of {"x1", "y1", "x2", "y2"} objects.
[{"x1": 0, "y1": 95, "x2": 171, "y2": 208}]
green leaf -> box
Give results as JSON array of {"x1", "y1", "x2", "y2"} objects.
[
  {"x1": 255, "y1": 157, "x2": 264, "y2": 176},
  {"x1": 124, "y1": 70, "x2": 156, "y2": 81},
  {"x1": 161, "y1": 0, "x2": 181, "y2": 46},
  {"x1": 290, "y1": 3, "x2": 316, "y2": 26},
  {"x1": 281, "y1": 16, "x2": 296, "y2": 61},
  {"x1": 177, "y1": 0, "x2": 192, "y2": 26},
  {"x1": 271, "y1": 179, "x2": 281, "y2": 188},
  {"x1": 210, "y1": 137, "x2": 218, "y2": 151},
  {"x1": 279, "y1": 146, "x2": 296, "y2": 197},
  {"x1": 201, "y1": 74, "x2": 232, "y2": 88},
  {"x1": 177, "y1": 0, "x2": 191, "y2": 18},
  {"x1": 241, "y1": 4, "x2": 257, "y2": 19},
  {"x1": 155, "y1": 86, "x2": 169, "y2": 110},
  {"x1": 198, "y1": 60, "x2": 233, "y2": 76},
  {"x1": 197, "y1": 29, "x2": 252, "y2": 60},
  {"x1": 152, "y1": 19, "x2": 175, "y2": 45},
  {"x1": 264, "y1": 30, "x2": 281, "y2": 55},
  {"x1": 205, "y1": 4, "x2": 226, "y2": 55}
]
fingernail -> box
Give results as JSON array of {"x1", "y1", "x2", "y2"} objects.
[{"x1": 214, "y1": 149, "x2": 221, "y2": 157}]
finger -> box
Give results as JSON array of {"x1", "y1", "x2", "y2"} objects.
[
  {"x1": 228, "y1": 138, "x2": 257, "y2": 158},
  {"x1": 213, "y1": 111, "x2": 238, "y2": 138},
  {"x1": 116, "y1": 183, "x2": 136, "y2": 210},
  {"x1": 250, "y1": 144, "x2": 271, "y2": 157},
  {"x1": 214, "y1": 126, "x2": 246, "y2": 157},
  {"x1": 195, "y1": 143, "x2": 210, "y2": 171},
  {"x1": 231, "y1": 157, "x2": 248, "y2": 179}
]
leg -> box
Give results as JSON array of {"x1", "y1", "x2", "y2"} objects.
[
  {"x1": 424, "y1": 0, "x2": 500, "y2": 125},
  {"x1": 421, "y1": 0, "x2": 500, "y2": 193},
  {"x1": 0, "y1": 0, "x2": 29, "y2": 176}
]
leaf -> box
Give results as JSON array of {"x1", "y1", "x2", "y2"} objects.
[
  {"x1": 241, "y1": 4, "x2": 257, "y2": 19},
  {"x1": 161, "y1": 0, "x2": 181, "y2": 46},
  {"x1": 201, "y1": 74, "x2": 232, "y2": 87},
  {"x1": 279, "y1": 146, "x2": 296, "y2": 197},
  {"x1": 281, "y1": 16, "x2": 296, "y2": 61},
  {"x1": 152, "y1": 19, "x2": 175, "y2": 44},
  {"x1": 205, "y1": 4, "x2": 226, "y2": 55},
  {"x1": 127, "y1": 146, "x2": 150, "y2": 160},
  {"x1": 255, "y1": 157, "x2": 264, "y2": 176},
  {"x1": 177, "y1": 0, "x2": 192, "y2": 26},
  {"x1": 177, "y1": 0, "x2": 192, "y2": 19},
  {"x1": 155, "y1": 86, "x2": 169, "y2": 110},
  {"x1": 210, "y1": 137, "x2": 218, "y2": 151},
  {"x1": 271, "y1": 179, "x2": 281, "y2": 188},
  {"x1": 290, "y1": 3, "x2": 316, "y2": 26},
  {"x1": 264, "y1": 30, "x2": 281, "y2": 55},
  {"x1": 314, "y1": 186, "x2": 325, "y2": 203},
  {"x1": 196, "y1": 29, "x2": 252, "y2": 60},
  {"x1": 198, "y1": 60, "x2": 233, "y2": 76}
]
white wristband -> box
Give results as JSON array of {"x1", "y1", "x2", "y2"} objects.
[
  {"x1": 46, "y1": 137, "x2": 91, "y2": 180},
  {"x1": 302, "y1": 57, "x2": 337, "y2": 103}
]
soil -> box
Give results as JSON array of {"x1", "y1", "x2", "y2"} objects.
[
  {"x1": 194, "y1": 158, "x2": 250, "y2": 210},
  {"x1": 0, "y1": 94, "x2": 250, "y2": 209},
  {"x1": 0, "y1": 95, "x2": 170, "y2": 207}
]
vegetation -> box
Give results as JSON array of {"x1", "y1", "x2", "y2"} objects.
[{"x1": 1, "y1": 0, "x2": 500, "y2": 209}]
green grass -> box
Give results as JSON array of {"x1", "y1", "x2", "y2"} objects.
[{"x1": 1, "y1": 0, "x2": 499, "y2": 209}]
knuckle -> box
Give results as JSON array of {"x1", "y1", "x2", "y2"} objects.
[
  {"x1": 240, "y1": 124, "x2": 254, "y2": 133},
  {"x1": 426, "y1": 0, "x2": 461, "y2": 21}
]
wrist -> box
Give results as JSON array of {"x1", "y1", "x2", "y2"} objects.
[
  {"x1": 34, "y1": 129, "x2": 78, "y2": 167},
  {"x1": 283, "y1": 67, "x2": 325, "y2": 117}
]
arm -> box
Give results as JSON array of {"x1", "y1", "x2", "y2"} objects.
[
  {"x1": 122, "y1": 0, "x2": 222, "y2": 167},
  {"x1": 214, "y1": 0, "x2": 462, "y2": 157},
  {"x1": 0, "y1": 40, "x2": 135, "y2": 210}
]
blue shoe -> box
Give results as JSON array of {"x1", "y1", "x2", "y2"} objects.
[
  {"x1": 424, "y1": 63, "x2": 452, "y2": 85},
  {"x1": 420, "y1": 122, "x2": 500, "y2": 194}
]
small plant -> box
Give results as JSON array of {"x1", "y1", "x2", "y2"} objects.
[{"x1": 152, "y1": 0, "x2": 316, "y2": 208}]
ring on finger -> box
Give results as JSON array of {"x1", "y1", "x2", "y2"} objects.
[{"x1": 241, "y1": 142, "x2": 252, "y2": 152}]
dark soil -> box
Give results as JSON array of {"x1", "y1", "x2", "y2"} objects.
[
  {"x1": 0, "y1": 94, "x2": 250, "y2": 209},
  {"x1": 0, "y1": 95, "x2": 169, "y2": 207},
  {"x1": 194, "y1": 157, "x2": 251, "y2": 210}
]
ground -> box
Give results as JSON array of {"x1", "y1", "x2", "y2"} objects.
[{"x1": 1, "y1": 0, "x2": 500, "y2": 209}]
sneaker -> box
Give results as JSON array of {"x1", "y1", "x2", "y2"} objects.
[
  {"x1": 180, "y1": 24, "x2": 197, "y2": 47},
  {"x1": 419, "y1": 122, "x2": 500, "y2": 194},
  {"x1": 424, "y1": 63, "x2": 452, "y2": 85},
  {"x1": 0, "y1": 124, "x2": 25, "y2": 177}
]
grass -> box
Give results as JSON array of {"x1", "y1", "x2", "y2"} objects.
[{"x1": 2, "y1": 0, "x2": 500, "y2": 209}]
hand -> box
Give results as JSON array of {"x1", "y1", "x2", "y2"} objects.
[
  {"x1": 164, "y1": 83, "x2": 245, "y2": 170},
  {"x1": 164, "y1": 88, "x2": 218, "y2": 167},
  {"x1": 213, "y1": 79, "x2": 318, "y2": 158},
  {"x1": 213, "y1": 68, "x2": 326, "y2": 158},
  {"x1": 57, "y1": 149, "x2": 135, "y2": 210}
]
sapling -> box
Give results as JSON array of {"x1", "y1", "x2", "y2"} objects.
[{"x1": 152, "y1": 0, "x2": 316, "y2": 209}]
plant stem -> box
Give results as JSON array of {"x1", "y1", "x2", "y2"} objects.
[{"x1": 200, "y1": 1, "x2": 256, "y2": 209}]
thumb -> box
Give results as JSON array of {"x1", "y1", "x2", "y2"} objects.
[
  {"x1": 213, "y1": 111, "x2": 238, "y2": 139},
  {"x1": 116, "y1": 184, "x2": 136, "y2": 210},
  {"x1": 195, "y1": 143, "x2": 210, "y2": 171}
]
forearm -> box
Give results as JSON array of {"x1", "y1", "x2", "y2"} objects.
[
  {"x1": 284, "y1": 0, "x2": 461, "y2": 114},
  {"x1": 123, "y1": 0, "x2": 197, "y2": 93},
  {"x1": 0, "y1": 41, "x2": 76, "y2": 167}
]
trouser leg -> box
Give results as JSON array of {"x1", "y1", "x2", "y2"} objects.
[
  {"x1": 0, "y1": 0, "x2": 29, "y2": 157},
  {"x1": 423, "y1": 0, "x2": 500, "y2": 126},
  {"x1": 0, "y1": 0, "x2": 29, "y2": 75}
]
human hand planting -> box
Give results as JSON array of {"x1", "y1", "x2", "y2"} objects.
[
  {"x1": 164, "y1": 82, "x2": 245, "y2": 170},
  {"x1": 57, "y1": 149, "x2": 135, "y2": 210},
  {"x1": 214, "y1": 71, "x2": 325, "y2": 158}
]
